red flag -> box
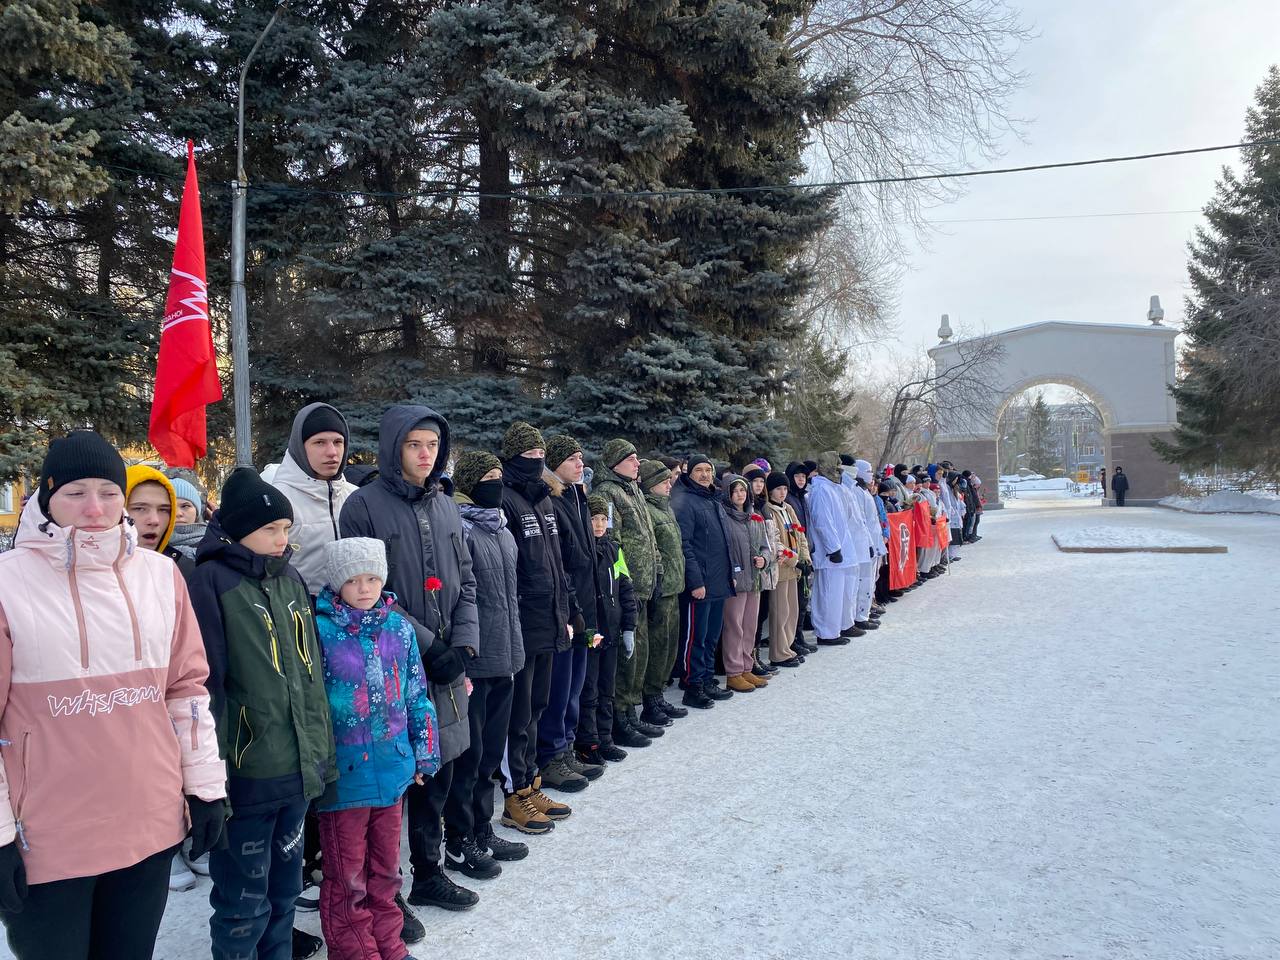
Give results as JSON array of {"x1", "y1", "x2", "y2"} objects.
[
  {"x1": 886, "y1": 510, "x2": 917, "y2": 589},
  {"x1": 936, "y1": 516, "x2": 951, "y2": 550},
  {"x1": 149, "y1": 141, "x2": 222, "y2": 467},
  {"x1": 911, "y1": 501, "x2": 932, "y2": 547}
]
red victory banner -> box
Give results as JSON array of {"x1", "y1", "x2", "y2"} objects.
[
  {"x1": 149, "y1": 141, "x2": 223, "y2": 467},
  {"x1": 935, "y1": 515, "x2": 951, "y2": 550},
  {"x1": 911, "y1": 500, "x2": 932, "y2": 549},
  {"x1": 886, "y1": 510, "x2": 917, "y2": 589}
]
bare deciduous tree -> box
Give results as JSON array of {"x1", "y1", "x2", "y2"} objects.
[{"x1": 877, "y1": 334, "x2": 1006, "y2": 467}]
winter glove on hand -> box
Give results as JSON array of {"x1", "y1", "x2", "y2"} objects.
[
  {"x1": 0, "y1": 843, "x2": 27, "y2": 913},
  {"x1": 425, "y1": 646, "x2": 466, "y2": 685},
  {"x1": 187, "y1": 796, "x2": 229, "y2": 860},
  {"x1": 827, "y1": 550, "x2": 843, "y2": 565},
  {"x1": 622, "y1": 630, "x2": 636, "y2": 659}
]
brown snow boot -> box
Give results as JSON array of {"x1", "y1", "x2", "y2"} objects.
[
  {"x1": 501, "y1": 789, "x2": 554, "y2": 835},
  {"x1": 529, "y1": 777, "x2": 572, "y2": 821},
  {"x1": 726, "y1": 673, "x2": 756, "y2": 693}
]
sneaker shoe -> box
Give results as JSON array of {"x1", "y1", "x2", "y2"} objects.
[
  {"x1": 597, "y1": 743, "x2": 629, "y2": 762},
  {"x1": 658, "y1": 699, "x2": 689, "y2": 720},
  {"x1": 539, "y1": 753, "x2": 589, "y2": 793},
  {"x1": 501, "y1": 789, "x2": 555, "y2": 835},
  {"x1": 681, "y1": 686, "x2": 715, "y2": 709},
  {"x1": 640, "y1": 698, "x2": 674, "y2": 728},
  {"x1": 704, "y1": 682, "x2": 733, "y2": 701},
  {"x1": 476, "y1": 823, "x2": 529, "y2": 862},
  {"x1": 564, "y1": 749, "x2": 604, "y2": 780},
  {"x1": 169, "y1": 853, "x2": 197, "y2": 893},
  {"x1": 397, "y1": 892, "x2": 426, "y2": 944},
  {"x1": 292, "y1": 929, "x2": 323, "y2": 960},
  {"x1": 181, "y1": 841, "x2": 211, "y2": 877},
  {"x1": 529, "y1": 778, "x2": 572, "y2": 821},
  {"x1": 407, "y1": 864, "x2": 480, "y2": 911},
  {"x1": 445, "y1": 835, "x2": 502, "y2": 880}
]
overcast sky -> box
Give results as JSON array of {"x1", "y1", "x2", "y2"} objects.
[{"x1": 882, "y1": 0, "x2": 1280, "y2": 363}]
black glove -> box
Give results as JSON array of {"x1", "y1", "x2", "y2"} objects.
[
  {"x1": 0, "y1": 842, "x2": 27, "y2": 913},
  {"x1": 570, "y1": 613, "x2": 587, "y2": 641},
  {"x1": 827, "y1": 550, "x2": 843, "y2": 564},
  {"x1": 187, "y1": 796, "x2": 229, "y2": 860},
  {"x1": 425, "y1": 645, "x2": 466, "y2": 685},
  {"x1": 869, "y1": 546, "x2": 876, "y2": 559}
]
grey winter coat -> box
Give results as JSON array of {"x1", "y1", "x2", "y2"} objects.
[
  {"x1": 720, "y1": 479, "x2": 755, "y2": 596},
  {"x1": 456, "y1": 497, "x2": 526, "y2": 679},
  {"x1": 339, "y1": 404, "x2": 478, "y2": 764}
]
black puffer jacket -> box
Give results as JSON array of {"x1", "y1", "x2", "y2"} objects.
[
  {"x1": 546, "y1": 470, "x2": 597, "y2": 635},
  {"x1": 339, "y1": 404, "x2": 478, "y2": 765},
  {"x1": 501, "y1": 458, "x2": 577, "y2": 656},
  {"x1": 592, "y1": 534, "x2": 636, "y2": 648}
]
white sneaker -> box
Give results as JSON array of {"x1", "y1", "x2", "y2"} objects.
[
  {"x1": 169, "y1": 854, "x2": 198, "y2": 892},
  {"x1": 183, "y1": 850, "x2": 211, "y2": 877}
]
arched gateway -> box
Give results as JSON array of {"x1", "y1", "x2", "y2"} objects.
[{"x1": 929, "y1": 302, "x2": 1180, "y2": 507}]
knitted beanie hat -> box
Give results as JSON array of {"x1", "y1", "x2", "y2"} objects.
[
  {"x1": 639, "y1": 459, "x2": 672, "y2": 492},
  {"x1": 686, "y1": 453, "x2": 712, "y2": 472},
  {"x1": 502, "y1": 421, "x2": 546, "y2": 460},
  {"x1": 545, "y1": 434, "x2": 582, "y2": 471},
  {"x1": 452, "y1": 450, "x2": 502, "y2": 498},
  {"x1": 169, "y1": 476, "x2": 204, "y2": 516},
  {"x1": 301, "y1": 405, "x2": 348, "y2": 444},
  {"x1": 325, "y1": 537, "x2": 387, "y2": 590},
  {"x1": 587, "y1": 495, "x2": 609, "y2": 518},
  {"x1": 765, "y1": 471, "x2": 789, "y2": 493},
  {"x1": 38, "y1": 431, "x2": 127, "y2": 517},
  {"x1": 218, "y1": 468, "x2": 294, "y2": 542},
  {"x1": 601, "y1": 438, "x2": 637, "y2": 470}
]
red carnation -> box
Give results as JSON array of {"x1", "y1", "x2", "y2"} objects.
[
  {"x1": 750, "y1": 513, "x2": 765, "y2": 522},
  {"x1": 794, "y1": 523, "x2": 806, "y2": 533},
  {"x1": 425, "y1": 577, "x2": 443, "y2": 592}
]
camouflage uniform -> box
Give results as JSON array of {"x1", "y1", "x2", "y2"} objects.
[{"x1": 643, "y1": 486, "x2": 685, "y2": 700}]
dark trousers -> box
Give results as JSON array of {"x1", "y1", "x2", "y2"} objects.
[
  {"x1": 963, "y1": 510, "x2": 977, "y2": 540},
  {"x1": 577, "y1": 644, "x2": 619, "y2": 747},
  {"x1": 1, "y1": 843, "x2": 174, "y2": 960},
  {"x1": 794, "y1": 571, "x2": 811, "y2": 644},
  {"x1": 875, "y1": 558, "x2": 890, "y2": 603},
  {"x1": 406, "y1": 758, "x2": 453, "y2": 872},
  {"x1": 504, "y1": 651, "x2": 554, "y2": 791},
  {"x1": 536, "y1": 645, "x2": 588, "y2": 768},
  {"x1": 642, "y1": 593, "x2": 679, "y2": 699},
  {"x1": 210, "y1": 798, "x2": 308, "y2": 960},
  {"x1": 318, "y1": 804, "x2": 405, "y2": 960},
  {"x1": 1115, "y1": 491, "x2": 1126, "y2": 506},
  {"x1": 679, "y1": 595, "x2": 726, "y2": 687},
  {"x1": 445, "y1": 676, "x2": 514, "y2": 839}
]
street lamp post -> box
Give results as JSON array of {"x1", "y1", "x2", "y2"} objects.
[{"x1": 230, "y1": 4, "x2": 286, "y2": 466}]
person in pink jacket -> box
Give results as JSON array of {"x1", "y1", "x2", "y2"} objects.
[{"x1": 0, "y1": 432, "x2": 227, "y2": 960}]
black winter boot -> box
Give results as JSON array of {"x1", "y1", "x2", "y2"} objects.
[
  {"x1": 703, "y1": 682, "x2": 733, "y2": 701},
  {"x1": 475, "y1": 822, "x2": 528, "y2": 862},
  {"x1": 612, "y1": 714, "x2": 653, "y2": 749},
  {"x1": 641, "y1": 696, "x2": 674, "y2": 727},
  {"x1": 854, "y1": 620, "x2": 879, "y2": 630},
  {"x1": 658, "y1": 698, "x2": 689, "y2": 719},
  {"x1": 597, "y1": 742, "x2": 629, "y2": 762},
  {"x1": 445, "y1": 835, "x2": 502, "y2": 880},
  {"x1": 397, "y1": 893, "x2": 426, "y2": 944},
  {"x1": 630, "y1": 705, "x2": 665, "y2": 738},
  {"x1": 408, "y1": 864, "x2": 480, "y2": 911}
]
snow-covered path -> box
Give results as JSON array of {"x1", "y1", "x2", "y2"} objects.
[{"x1": 10, "y1": 501, "x2": 1278, "y2": 959}]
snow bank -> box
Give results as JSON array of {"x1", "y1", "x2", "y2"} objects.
[
  {"x1": 1052, "y1": 526, "x2": 1227, "y2": 553},
  {"x1": 1159, "y1": 490, "x2": 1280, "y2": 515}
]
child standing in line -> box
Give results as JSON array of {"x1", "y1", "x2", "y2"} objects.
[{"x1": 315, "y1": 538, "x2": 439, "y2": 960}]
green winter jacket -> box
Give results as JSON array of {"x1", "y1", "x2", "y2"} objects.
[
  {"x1": 644, "y1": 491, "x2": 685, "y2": 598},
  {"x1": 188, "y1": 516, "x2": 337, "y2": 815},
  {"x1": 593, "y1": 471, "x2": 660, "y2": 601}
]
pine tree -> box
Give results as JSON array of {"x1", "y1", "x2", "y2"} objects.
[
  {"x1": 1159, "y1": 66, "x2": 1280, "y2": 472},
  {"x1": 1026, "y1": 393, "x2": 1057, "y2": 476}
]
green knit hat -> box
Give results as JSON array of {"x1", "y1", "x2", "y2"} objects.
[
  {"x1": 587, "y1": 495, "x2": 609, "y2": 518},
  {"x1": 602, "y1": 437, "x2": 638, "y2": 470},
  {"x1": 545, "y1": 434, "x2": 582, "y2": 471},
  {"x1": 501, "y1": 421, "x2": 546, "y2": 461},
  {"x1": 639, "y1": 458, "x2": 672, "y2": 492},
  {"x1": 452, "y1": 450, "x2": 501, "y2": 497}
]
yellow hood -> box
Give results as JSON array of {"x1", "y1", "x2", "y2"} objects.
[{"x1": 125, "y1": 464, "x2": 177, "y2": 552}]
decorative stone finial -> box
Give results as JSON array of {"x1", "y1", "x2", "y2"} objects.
[
  {"x1": 1147, "y1": 295, "x2": 1164, "y2": 325},
  {"x1": 938, "y1": 313, "x2": 953, "y2": 342}
]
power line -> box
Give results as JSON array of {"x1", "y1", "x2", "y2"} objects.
[
  {"x1": 926, "y1": 208, "x2": 1202, "y2": 224},
  {"x1": 96, "y1": 137, "x2": 1280, "y2": 204}
]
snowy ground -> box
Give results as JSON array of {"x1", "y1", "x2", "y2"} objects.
[
  {"x1": 9, "y1": 498, "x2": 1278, "y2": 959},
  {"x1": 1052, "y1": 525, "x2": 1227, "y2": 552},
  {"x1": 1161, "y1": 490, "x2": 1280, "y2": 516}
]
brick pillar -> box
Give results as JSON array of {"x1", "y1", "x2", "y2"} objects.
[
  {"x1": 1103, "y1": 430, "x2": 1180, "y2": 504},
  {"x1": 933, "y1": 437, "x2": 1001, "y2": 508}
]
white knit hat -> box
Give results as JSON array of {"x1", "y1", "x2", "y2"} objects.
[{"x1": 324, "y1": 537, "x2": 387, "y2": 590}]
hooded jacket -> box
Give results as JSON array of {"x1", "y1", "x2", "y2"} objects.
[
  {"x1": 126, "y1": 465, "x2": 194, "y2": 579},
  {"x1": 272, "y1": 403, "x2": 359, "y2": 595},
  {"x1": 546, "y1": 470, "x2": 598, "y2": 635},
  {"x1": 189, "y1": 516, "x2": 336, "y2": 815},
  {"x1": 339, "y1": 405, "x2": 478, "y2": 765},
  {"x1": 592, "y1": 468, "x2": 660, "y2": 601},
  {"x1": 314, "y1": 588, "x2": 439, "y2": 812},
  {"x1": 767, "y1": 498, "x2": 810, "y2": 583},
  {"x1": 670, "y1": 472, "x2": 734, "y2": 602},
  {"x1": 0, "y1": 499, "x2": 225, "y2": 884},
  {"x1": 719, "y1": 479, "x2": 756, "y2": 595},
  {"x1": 806, "y1": 474, "x2": 860, "y2": 570},
  {"x1": 644, "y1": 488, "x2": 686, "y2": 598},
  {"x1": 500, "y1": 458, "x2": 576, "y2": 656},
  {"x1": 592, "y1": 534, "x2": 637, "y2": 647},
  {"x1": 784, "y1": 462, "x2": 809, "y2": 530},
  {"x1": 456, "y1": 496, "x2": 525, "y2": 678}
]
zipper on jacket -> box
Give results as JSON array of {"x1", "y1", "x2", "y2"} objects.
[
  {"x1": 392, "y1": 661, "x2": 401, "y2": 701},
  {"x1": 112, "y1": 534, "x2": 144, "y2": 663},
  {"x1": 254, "y1": 603, "x2": 283, "y2": 675},
  {"x1": 290, "y1": 602, "x2": 315, "y2": 680},
  {"x1": 233, "y1": 707, "x2": 254, "y2": 768},
  {"x1": 447, "y1": 684, "x2": 461, "y2": 721},
  {"x1": 328, "y1": 482, "x2": 339, "y2": 539},
  {"x1": 13, "y1": 732, "x2": 31, "y2": 851},
  {"x1": 66, "y1": 535, "x2": 90, "y2": 670}
]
